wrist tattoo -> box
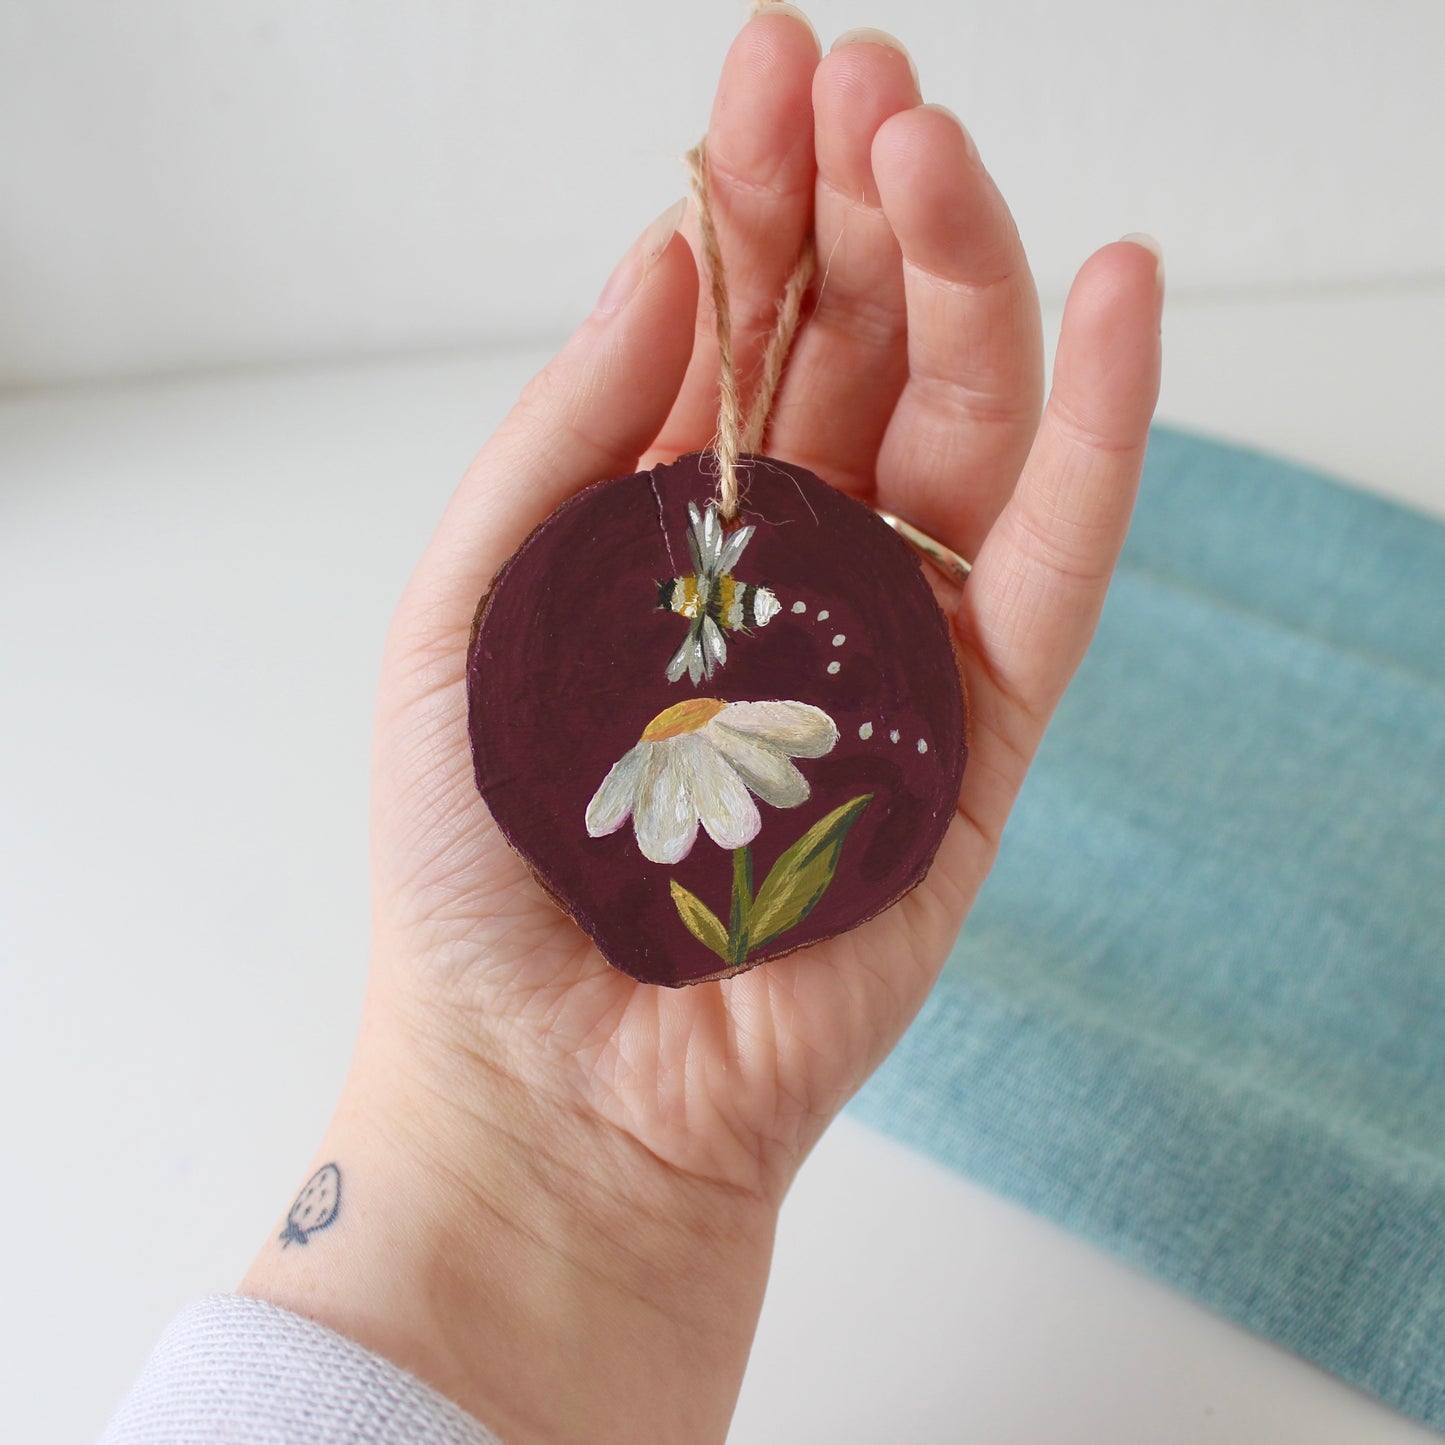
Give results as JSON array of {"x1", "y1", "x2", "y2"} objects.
[{"x1": 279, "y1": 1163, "x2": 342, "y2": 1248}]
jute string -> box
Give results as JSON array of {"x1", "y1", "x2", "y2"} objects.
[{"x1": 685, "y1": 137, "x2": 817, "y2": 521}]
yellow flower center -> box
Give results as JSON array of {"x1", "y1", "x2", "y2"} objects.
[{"x1": 640, "y1": 697, "x2": 727, "y2": 742}]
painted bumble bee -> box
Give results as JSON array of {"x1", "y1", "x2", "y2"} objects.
[{"x1": 658, "y1": 500, "x2": 781, "y2": 684}]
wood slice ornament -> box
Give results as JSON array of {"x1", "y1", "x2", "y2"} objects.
[
  {"x1": 466, "y1": 452, "x2": 967, "y2": 987},
  {"x1": 466, "y1": 137, "x2": 967, "y2": 987}
]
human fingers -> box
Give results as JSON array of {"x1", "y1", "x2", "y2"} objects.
[
  {"x1": 956, "y1": 238, "x2": 1163, "y2": 842},
  {"x1": 766, "y1": 29, "x2": 920, "y2": 496},
  {"x1": 872, "y1": 103, "x2": 1044, "y2": 562},
  {"x1": 640, "y1": 5, "x2": 820, "y2": 467},
  {"x1": 388, "y1": 204, "x2": 698, "y2": 667}
]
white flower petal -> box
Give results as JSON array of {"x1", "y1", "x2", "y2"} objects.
[
  {"x1": 633, "y1": 740, "x2": 699, "y2": 864},
  {"x1": 714, "y1": 700, "x2": 839, "y2": 758},
  {"x1": 689, "y1": 738, "x2": 762, "y2": 850},
  {"x1": 705, "y1": 726, "x2": 810, "y2": 808},
  {"x1": 585, "y1": 744, "x2": 649, "y2": 837},
  {"x1": 589, "y1": 700, "x2": 841, "y2": 862}
]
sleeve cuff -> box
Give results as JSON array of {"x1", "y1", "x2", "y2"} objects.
[{"x1": 99, "y1": 1293, "x2": 503, "y2": 1444}]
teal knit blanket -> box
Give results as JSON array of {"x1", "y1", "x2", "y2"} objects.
[{"x1": 852, "y1": 426, "x2": 1445, "y2": 1428}]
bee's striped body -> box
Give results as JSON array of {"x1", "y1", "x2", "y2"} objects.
[{"x1": 657, "y1": 573, "x2": 777, "y2": 632}]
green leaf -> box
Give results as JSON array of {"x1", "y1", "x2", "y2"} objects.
[
  {"x1": 670, "y1": 878, "x2": 730, "y2": 962},
  {"x1": 749, "y1": 794, "x2": 873, "y2": 950}
]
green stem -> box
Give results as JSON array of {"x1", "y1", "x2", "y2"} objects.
[{"x1": 727, "y1": 845, "x2": 753, "y2": 966}]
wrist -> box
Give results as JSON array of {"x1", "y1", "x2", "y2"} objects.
[{"x1": 241, "y1": 993, "x2": 777, "y2": 1444}]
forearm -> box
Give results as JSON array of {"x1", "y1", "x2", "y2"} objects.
[{"x1": 240, "y1": 1001, "x2": 777, "y2": 1445}]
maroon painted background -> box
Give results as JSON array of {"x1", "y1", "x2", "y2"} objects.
[{"x1": 467, "y1": 453, "x2": 967, "y2": 987}]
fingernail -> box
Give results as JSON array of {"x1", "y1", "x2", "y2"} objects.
[
  {"x1": 596, "y1": 198, "x2": 687, "y2": 317},
  {"x1": 1120, "y1": 232, "x2": 1165, "y2": 294},
  {"x1": 750, "y1": 3, "x2": 821, "y2": 50},
  {"x1": 923, "y1": 102, "x2": 978, "y2": 162},
  {"x1": 831, "y1": 27, "x2": 920, "y2": 89}
]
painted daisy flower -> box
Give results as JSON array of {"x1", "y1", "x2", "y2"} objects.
[{"x1": 585, "y1": 698, "x2": 838, "y2": 865}]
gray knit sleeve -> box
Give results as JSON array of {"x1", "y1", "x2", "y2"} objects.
[{"x1": 99, "y1": 1294, "x2": 504, "y2": 1444}]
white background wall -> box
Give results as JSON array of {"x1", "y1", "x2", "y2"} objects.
[{"x1": 3, "y1": 0, "x2": 1443, "y2": 388}]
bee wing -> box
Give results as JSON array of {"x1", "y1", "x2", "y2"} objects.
[
  {"x1": 681, "y1": 501, "x2": 707, "y2": 575},
  {"x1": 701, "y1": 614, "x2": 728, "y2": 673},
  {"x1": 700, "y1": 502, "x2": 725, "y2": 569},
  {"x1": 666, "y1": 630, "x2": 698, "y2": 683},
  {"x1": 715, "y1": 523, "x2": 755, "y2": 575}
]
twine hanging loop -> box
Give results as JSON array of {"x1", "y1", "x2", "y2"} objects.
[{"x1": 685, "y1": 138, "x2": 816, "y2": 521}]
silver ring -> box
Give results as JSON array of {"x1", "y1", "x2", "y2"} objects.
[{"x1": 875, "y1": 509, "x2": 972, "y2": 585}]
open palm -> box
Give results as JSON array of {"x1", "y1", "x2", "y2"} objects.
[{"x1": 369, "y1": 12, "x2": 1161, "y2": 1208}]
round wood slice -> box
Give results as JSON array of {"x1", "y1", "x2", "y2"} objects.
[{"x1": 467, "y1": 452, "x2": 967, "y2": 987}]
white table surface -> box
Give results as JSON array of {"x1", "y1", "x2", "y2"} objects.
[{"x1": 3, "y1": 286, "x2": 1443, "y2": 1443}]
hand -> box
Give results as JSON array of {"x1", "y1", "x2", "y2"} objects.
[{"x1": 243, "y1": 8, "x2": 1163, "y2": 1443}]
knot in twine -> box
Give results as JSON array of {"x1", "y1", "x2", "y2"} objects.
[{"x1": 685, "y1": 137, "x2": 816, "y2": 522}]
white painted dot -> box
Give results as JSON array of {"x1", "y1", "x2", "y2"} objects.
[
  {"x1": 827, "y1": 661, "x2": 841, "y2": 675},
  {"x1": 859, "y1": 722, "x2": 873, "y2": 740},
  {"x1": 791, "y1": 600, "x2": 807, "y2": 614},
  {"x1": 917, "y1": 738, "x2": 928, "y2": 754},
  {"x1": 832, "y1": 633, "x2": 846, "y2": 647},
  {"x1": 889, "y1": 729, "x2": 901, "y2": 744},
  {"x1": 817, "y1": 609, "x2": 830, "y2": 621}
]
